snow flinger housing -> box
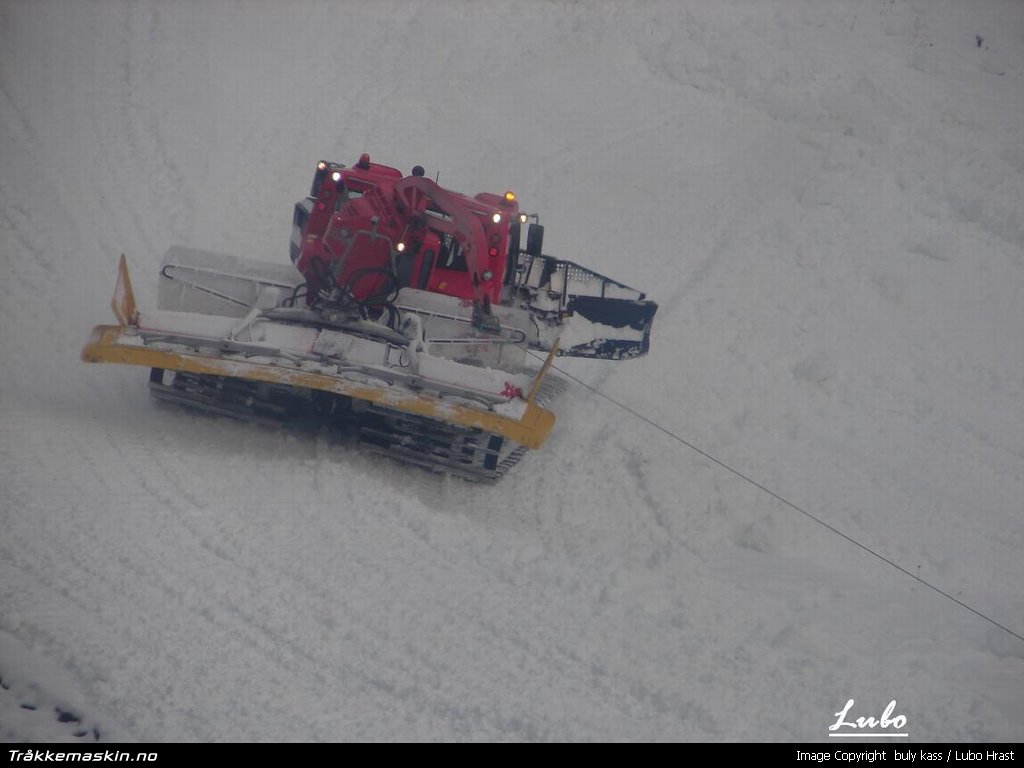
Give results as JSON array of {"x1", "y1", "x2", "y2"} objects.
[{"x1": 81, "y1": 155, "x2": 658, "y2": 481}]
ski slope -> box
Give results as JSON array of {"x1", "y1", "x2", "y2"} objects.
[{"x1": 2, "y1": 0, "x2": 1022, "y2": 742}]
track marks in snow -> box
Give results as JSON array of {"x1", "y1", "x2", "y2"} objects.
[{"x1": 1, "y1": 399, "x2": 700, "y2": 738}]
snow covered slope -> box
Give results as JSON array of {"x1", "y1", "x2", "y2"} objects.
[{"x1": 2, "y1": 0, "x2": 1022, "y2": 742}]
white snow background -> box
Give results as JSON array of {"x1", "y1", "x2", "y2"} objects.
[{"x1": 1, "y1": 0, "x2": 1022, "y2": 743}]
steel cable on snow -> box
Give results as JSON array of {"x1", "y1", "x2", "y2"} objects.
[{"x1": 533, "y1": 352, "x2": 1024, "y2": 646}]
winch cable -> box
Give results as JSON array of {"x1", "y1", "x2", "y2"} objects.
[{"x1": 530, "y1": 350, "x2": 1024, "y2": 646}]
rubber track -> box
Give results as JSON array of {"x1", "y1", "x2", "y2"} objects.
[{"x1": 147, "y1": 369, "x2": 564, "y2": 482}]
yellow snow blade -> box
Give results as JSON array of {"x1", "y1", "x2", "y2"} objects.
[
  {"x1": 82, "y1": 255, "x2": 557, "y2": 447},
  {"x1": 81, "y1": 325, "x2": 556, "y2": 448}
]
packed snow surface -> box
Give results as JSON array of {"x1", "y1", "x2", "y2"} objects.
[{"x1": 2, "y1": 0, "x2": 1022, "y2": 742}]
